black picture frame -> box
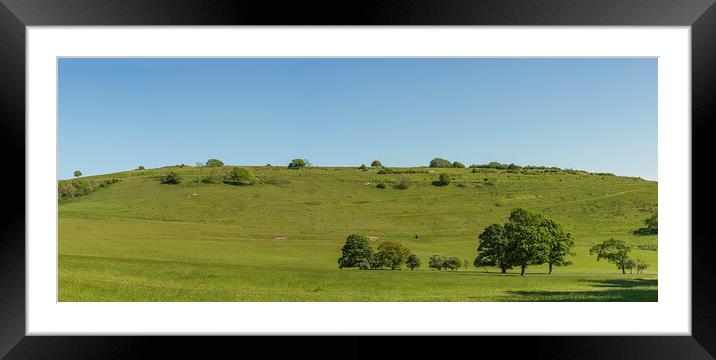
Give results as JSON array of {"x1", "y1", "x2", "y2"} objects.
[{"x1": 1, "y1": 0, "x2": 714, "y2": 358}]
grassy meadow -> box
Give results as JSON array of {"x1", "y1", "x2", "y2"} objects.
[{"x1": 58, "y1": 165, "x2": 658, "y2": 301}]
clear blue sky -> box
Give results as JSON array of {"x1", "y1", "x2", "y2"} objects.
[{"x1": 58, "y1": 58, "x2": 657, "y2": 180}]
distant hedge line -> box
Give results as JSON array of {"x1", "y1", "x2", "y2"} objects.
[{"x1": 58, "y1": 178, "x2": 120, "y2": 200}]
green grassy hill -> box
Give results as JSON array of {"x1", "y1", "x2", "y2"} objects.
[{"x1": 58, "y1": 165, "x2": 658, "y2": 301}]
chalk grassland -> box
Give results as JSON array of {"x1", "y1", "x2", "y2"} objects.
[{"x1": 58, "y1": 166, "x2": 658, "y2": 301}]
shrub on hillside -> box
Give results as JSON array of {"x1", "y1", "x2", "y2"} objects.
[
  {"x1": 433, "y1": 173, "x2": 451, "y2": 186},
  {"x1": 229, "y1": 167, "x2": 256, "y2": 185},
  {"x1": 429, "y1": 158, "x2": 452, "y2": 168},
  {"x1": 137, "y1": 166, "x2": 145, "y2": 170},
  {"x1": 59, "y1": 178, "x2": 120, "y2": 200},
  {"x1": 376, "y1": 183, "x2": 386, "y2": 189},
  {"x1": 73, "y1": 170, "x2": 82, "y2": 177},
  {"x1": 371, "y1": 160, "x2": 382, "y2": 167},
  {"x1": 393, "y1": 180, "x2": 410, "y2": 190},
  {"x1": 161, "y1": 172, "x2": 182, "y2": 184},
  {"x1": 358, "y1": 164, "x2": 368, "y2": 170},
  {"x1": 205, "y1": 159, "x2": 224, "y2": 167},
  {"x1": 452, "y1": 161, "x2": 465, "y2": 168}
]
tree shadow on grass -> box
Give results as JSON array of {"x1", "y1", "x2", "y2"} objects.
[
  {"x1": 504, "y1": 278, "x2": 658, "y2": 302},
  {"x1": 632, "y1": 227, "x2": 657, "y2": 236}
]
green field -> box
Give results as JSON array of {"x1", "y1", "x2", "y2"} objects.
[{"x1": 58, "y1": 165, "x2": 658, "y2": 301}]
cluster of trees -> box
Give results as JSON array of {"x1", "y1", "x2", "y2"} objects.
[
  {"x1": 199, "y1": 167, "x2": 257, "y2": 185},
  {"x1": 429, "y1": 255, "x2": 468, "y2": 271},
  {"x1": 58, "y1": 178, "x2": 120, "y2": 200},
  {"x1": 589, "y1": 238, "x2": 649, "y2": 274},
  {"x1": 475, "y1": 208, "x2": 575, "y2": 276},
  {"x1": 429, "y1": 158, "x2": 465, "y2": 168},
  {"x1": 337, "y1": 235, "x2": 418, "y2": 270}
]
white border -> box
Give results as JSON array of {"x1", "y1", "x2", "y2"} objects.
[{"x1": 27, "y1": 27, "x2": 690, "y2": 335}]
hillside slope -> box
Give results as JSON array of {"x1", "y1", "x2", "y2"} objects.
[{"x1": 58, "y1": 165, "x2": 658, "y2": 301}]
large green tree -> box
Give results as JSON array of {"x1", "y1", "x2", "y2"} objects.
[
  {"x1": 589, "y1": 238, "x2": 631, "y2": 274},
  {"x1": 504, "y1": 208, "x2": 550, "y2": 276},
  {"x1": 542, "y1": 219, "x2": 575, "y2": 274},
  {"x1": 375, "y1": 241, "x2": 411, "y2": 270},
  {"x1": 337, "y1": 235, "x2": 374, "y2": 269},
  {"x1": 476, "y1": 224, "x2": 512, "y2": 273},
  {"x1": 371, "y1": 160, "x2": 382, "y2": 167},
  {"x1": 205, "y1": 159, "x2": 224, "y2": 167},
  {"x1": 429, "y1": 158, "x2": 452, "y2": 168}
]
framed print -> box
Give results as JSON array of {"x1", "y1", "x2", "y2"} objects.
[{"x1": 1, "y1": 0, "x2": 715, "y2": 358}]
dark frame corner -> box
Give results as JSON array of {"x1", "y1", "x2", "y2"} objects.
[{"x1": 1, "y1": 0, "x2": 715, "y2": 358}]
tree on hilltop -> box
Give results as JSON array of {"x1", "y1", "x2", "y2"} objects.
[
  {"x1": 205, "y1": 159, "x2": 224, "y2": 167},
  {"x1": 429, "y1": 158, "x2": 452, "y2": 168}
]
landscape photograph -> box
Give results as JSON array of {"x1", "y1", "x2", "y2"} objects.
[{"x1": 58, "y1": 57, "x2": 657, "y2": 302}]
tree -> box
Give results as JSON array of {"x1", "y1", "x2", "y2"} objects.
[
  {"x1": 542, "y1": 219, "x2": 575, "y2": 274},
  {"x1": 452, "y1": 161, "x2": 465, "y2": 168},
  {"x1": 371, "y1": 160, "x2": 382, "y2": 167},
  {"x1": 73, "y1": 170, "x2": 82, "y2": 177},
  {"x1": 429, "y1": 254, "x2": 446, "y2": 270},
  {"x1": 161, "y1": 171, "x2": 182, "y2": 184},
  {"x1": 229, "y1": 167, "x2": 256, "y2": 185},
  {"x1": 205, "y1": 159, "x2": 224, "y2": 167},
  {"x1": 444, "y1": 256, "x2": 462, "y2": 271},
  {"x1": 589, "y1": 238, "x2": 631, "y2": 274},
  {"x1": 504, "y1": 208, "x2": 550, "y2": 276},
  {"x1": 406, "y1": 254, "x2": 421, "y2": 270},
  {"x1": 635, "y1": 259, "x2": 649, "y2": 274},
  {"x1": 645, "y1": 213, "x2": 658, "y2": 233},
  {"x1": 338, "y1": 235, "x2": 374, "y2": 269},
  {"x1": 430, "y1": 158, "x2": 452, "y2": 168},
  {"x1": 288, "y1": 159, "x2": 307, "y2": 169},
  {"x1": 375, "y1": 241, "x2": 411, "y2": 270},
  {"x1": 476, "y1": 224, "x2": 512, "y2": 273},
  {"x1": 137, "y1": 166, "x2": 145, "y2": 170},
  {"x1": 507, "y1": 163, "x2": 522, "y2": 170}
]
